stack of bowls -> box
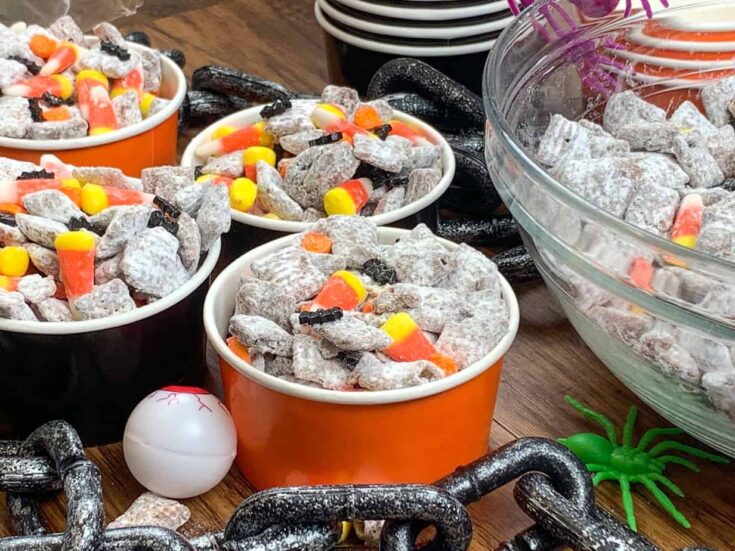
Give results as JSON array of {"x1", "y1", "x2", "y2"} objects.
[
  {"x1": 484, "y1": 0, "x2": 735, "y2": 456},
  {"x1": 314, "y1": 0, "x2": 514, "y2": 95}
]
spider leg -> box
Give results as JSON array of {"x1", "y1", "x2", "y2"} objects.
[
  {"x1": 654, "y1": 455, "x2": 700, "y2": 472},
  {"x1": 646, "y1": 473, "x2": 684, "y2": 497},
  {"x1": 623, "y1": 0, "x2": 633, "y2": 17},
  {"x1": 622, "y1": 406, "x2": 638, "y2": 447},
  {"x1": 564, "y1": 396, "x2": 619, "y2": 446},
  {"x1": 649, "y1": 441, "x2": 729, "y2": 463},
  {"x1": 640, "y1": 0, "x2": 654, "y2": 18},
  {"x1": 508, "y1": 0, "x2": 522, "y2": 16},
  {"x1": 619, "y1": 476, "x2": 638, "y2": 532},
  {"x1": 589, "y1": 66, "x2": 619, "y2": 95},
  {"x1": 637, "y1": 427, "x2": 683, "y2": 451},
  {"x1": 638, "y1": 477, "x2": 691, "y2": 528},
  {"x1": 592, "y1": 471, "x2": 619, "y2": 486},
  {"x1": 538, "y1": 3, "x2": 566, "y2": 39},
  {"x1": 586, "y1": 463, "x2": 614, "y2": 473},
  {"x1": 547, "y1": 1, "x2": 578, "y2": 34}
]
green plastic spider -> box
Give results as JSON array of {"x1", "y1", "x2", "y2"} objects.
[{"x1": 559, "y1": 395, "x2": 729, "y2": 531}]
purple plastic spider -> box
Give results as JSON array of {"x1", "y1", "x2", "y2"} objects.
[
  {"x1": 508, "y1": 0, "x2": 669, "y2": 19},
  {"x1": 508, "y1": 0, "x2": 628, "y2": 94}
]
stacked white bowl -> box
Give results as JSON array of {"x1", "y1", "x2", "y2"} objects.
[{"x1": 314, "y1": 0, "x2": 515, "y2": 94}]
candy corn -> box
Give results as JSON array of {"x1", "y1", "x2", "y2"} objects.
[
  {"x1": 323, "y1": 178, "x2": 372, "y2": 216},
  {"x1": 40, "y1": 154, "x2": 74, "y2": 179},
  {"x1": 227, "y1": 336, "x2": 252, "y2": 363},
  {"x1": 3, "y1": 74, "x2": 74, "y2": 99},
  {"x1": 195, "y1": 122, "x2": 272, "y2": 157},
  {"x1": 629, "y1": 256, "x2": 654, "y2": 292},
  {"x1": 380, "y1": 312, "x2": 457, "y2": 374},
  {"x1": 302, "y1": 231, "x2": 332, "y2": 254},
  {"x1": 0, "y1": 247, "x2": 30, "y2": 277},
  {"x1": 42, "y1": 106, "x2": 72, "y2": 122},
  {"x1": 76, "y1": 70, "x2": 118, "y2": 136},
  {"x1": 0, "y1": 178, "x2": 61, "y2": 205},
  {"x1": 388, "y1": 120, "x2": 432, "y2": 146},
  {"x1": 212, "y1": 125, "x2": 238, "y2": 140},
  {"x1": 111, "y1": 63, "x2": 144, "y2": 99},
  {"x1": 312, "y1": 104, "x2": 367, "y2": 138},
  {"x1": 40, "y1": 42, "x2": 84, "y2": 76},
  {"x1": 229, "y1": 177, "x2": 258, "y2": 212},
  {"x1": 0, "y1": 276, "x2": 21, "y2": 292},
  {"x1": 352, "y1": 105, "x2": 383, "y2": 130},
  {"x1": 0, "y1": 204, "x2": 25, "y2": 215},
  {"x1": 55, "y1": 231, "x2": 95, "y2": 300},
  {"x1": 243, "y1": 146, "x2": 276, "y2": 168},
  {"x1": 312, "y1": 271, "x2": 367, "y2": 311},
  {"x1": 80, "y1": 184, "x2": 154, "y2": 215},
  {"x1": 29, "y1": 34, "x2": 58, "y2": 59},
  {"x1": 670, "y1": 194, "x2": 704, "y2": 249}
]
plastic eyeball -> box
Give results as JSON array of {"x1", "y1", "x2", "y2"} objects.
[{"x1": 123, "y1": 386, "x2": 237, "y2": 499}]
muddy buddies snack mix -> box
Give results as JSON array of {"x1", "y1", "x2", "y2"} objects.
[
  {"x1": 0, "y1": 17, "x2": 169, "y2": 140},
  {"x1": 192, "y1": 86, "x2": 445, "y2": 222},
  {"x1": 225, "y1": 217, "x2": 509, "y2": 391},
  {"x1": 0, "y1": 154, "x2": 230, "y2": 322}
]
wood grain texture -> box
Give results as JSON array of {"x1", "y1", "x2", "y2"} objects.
[{"x1": 0, "y1": 0, "x2": 733, "y2": 548}]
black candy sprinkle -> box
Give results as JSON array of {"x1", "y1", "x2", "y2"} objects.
[
  {"x1": 273, "y1": 142, "x2": 285, "y2": 163},
  {"x1": 337, "y1": 351, "x2": 362, "y2": 369},
  {"x1": 362, "y1": 258, "x2": 397, "y2": 285},
  {"x1": 28, "y1": 99, "x2": 44, "y2": 122},
  {"x1": 298, "y1": 307, "x2": 344, "y2": 326},
  {"x1": 68, "y1": 216, "x2": 97, "y2": 233},
  {"x1": 8, "y1": 55, "x2": 41, "y2": 76},
  {"x1": 260, "y1": 98, "x2": 292, "y2": 119},
  {"x1": 0, "y1": 212, "x2": 17, "y2": 226},
  {"x1": 371, "y1": 124, "x2": 392, "y2": 140},
  {"x1": 100, "y1": 40, "x2": 131, "y2": 61},
  {"x1": 148, "y1": 210, "x2": 179, "y2": 236},
  {"x1": 308, "y1": 132, "x2": 342, "y2": 147},
  {"x1": 17, "y1": 169, "x2": 55, "y2": 180},
  {"x1": 354, "y1": 163, "x2": 409, "y2": 187},
  {"x1": 42, "y1": 92, "x2": 75, "y2": 107},
  {"x1": 194, "y1": 166, "x2": 204, "y2": 180},
  {"x1": 153, "y1": 195, "x2": 181, "y2": 220}
]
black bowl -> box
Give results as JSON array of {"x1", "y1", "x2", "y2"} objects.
[
  {"x1": 317, "y1": 4, "x2": 501, "y2": 94},
  {"x1": 0, "y1": 241, "x2": 221, "y2": 445}
]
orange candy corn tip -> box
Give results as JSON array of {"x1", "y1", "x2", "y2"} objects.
[
  {"x1": 381, "y1": 312, "x2": 457, "y2": 374},
  {"x1": 388, "y1": 120, "x2": 432, "y2": 145},
  {"x1": 313, "y1": 271, "x2": 367, "y2": 311},
  {"x1": 353, "y1": 105, "x2": 383, "y2": 130},
  {"x1": 55, "y1": 231, "x2": 95, "y2": 300},
  {"x1": 227, "y1": 336, "x2": 252, "y2": 363},
  {"x1": 670, "y1": 193, "x2": 704, "y2": 249},
  {"x1": 302, "y1": 231, "x2": 333, "y2": 254}
]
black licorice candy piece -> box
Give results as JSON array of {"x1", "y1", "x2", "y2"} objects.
[
  {"x1": 298, "y1": 307, "x2": 344, "y2": 326},
  {"x1": 308, "y1": 132, "x2": 342, "y2": 147},
  {"x1": 17, "y1": 169, "x2": 55, "y2": 180},
  {"x1": 42, "y1": 92, "x2": 75, "y2": 107},
  {"x1": 337, "y1": 351, "x2": 362, "y2": 369},
  {"x1": 153, "y1": 195, "x2": 181, "y2": 220},
  {"x1": 147, "y1": 210, "x2": 179, "y2": 236},
  {"x1": 9, "y1": 55, "x2": 41, "y2": 76},
  {"x1": 371, "y1": 124, "x2": 392, "y2": 140},
  {"x1": 260, "y1": 98, "x2": 292, "y2": 119},
  {"x1": 28, "y1": 99, "x2": 44, "y2": 122},
  {"x1": 100, "y1": 40, "x2": 131, "y2": 61},
  {"x1": 354, "y1": 163, "x2": 409, "y2": 188},
  {"x1": 0, "y1": 212, "x2": 17, "y2": 226},
  {"x1": 68, "y1": 216, "x2": 97, "y2": 233},
  {"x1": 363, "y1": 258, "x2": 397, "y2": 285}
]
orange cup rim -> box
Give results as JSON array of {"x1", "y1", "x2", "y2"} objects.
[
  {"x1": 0, "y1": 40, "x2": 187, "y2": 151},
  {"x1": 203, "y1": 227, "x2": 520, "y2": 406}
]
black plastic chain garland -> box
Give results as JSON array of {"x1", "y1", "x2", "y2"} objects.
[{"x1": 0, "y1": 421, "x2": 716, "y2": 551}]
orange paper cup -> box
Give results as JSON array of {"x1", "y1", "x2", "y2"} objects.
[
  {"x1": 0, "y1": 42, "x2": 186, "y2": 177},
  {"x1": 203, "y1": 227, "x2": 520, "y2": 489}
]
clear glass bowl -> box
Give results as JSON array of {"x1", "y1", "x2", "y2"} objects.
[{"x1": 483, "y1": 0, "x2": 735, "y2": 455}]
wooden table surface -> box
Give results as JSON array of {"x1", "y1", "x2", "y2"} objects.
[{"x1": 1, "y1": 1, "x2": 733, "y2": 548}]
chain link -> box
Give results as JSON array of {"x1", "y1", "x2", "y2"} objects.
[{"x1": 0, "y1": 421, "x2": 718, "y2": 551}]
